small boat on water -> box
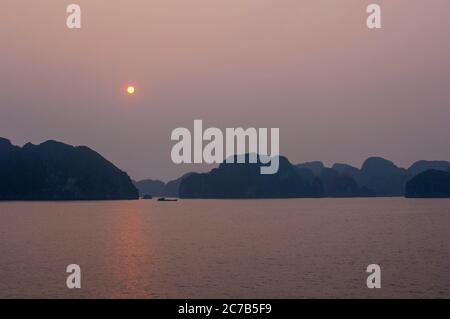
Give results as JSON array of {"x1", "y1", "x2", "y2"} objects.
[{"x1": 157, "y1": 197, "x2": 178, "y2": 202}]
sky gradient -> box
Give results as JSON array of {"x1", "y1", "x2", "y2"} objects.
[{"x1": 1, "y1": 1, "x2": 450, "y2": 180}]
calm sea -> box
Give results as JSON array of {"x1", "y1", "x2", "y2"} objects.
[{"x1": 0, "y1": 198, "x2": 449, "y2": 298}]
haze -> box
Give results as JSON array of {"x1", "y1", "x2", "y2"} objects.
[{"x1": 1, "y1": 0, "x2": 449, "y2": 181}]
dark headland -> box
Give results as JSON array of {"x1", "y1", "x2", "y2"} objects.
[
  {"x1": 406, "y1": 170, "x2": 450, "y2": 198},
  {"x1": 0, "y1": 137, "x2": 138, "y2": 200}
]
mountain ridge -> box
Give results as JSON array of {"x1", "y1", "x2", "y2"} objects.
[
  {"x1": 0, "y1": 137, "x2": 138, "y2": 200},
  {"x1": 136, "y1": 156, "x2": 450, "y2": 198}
]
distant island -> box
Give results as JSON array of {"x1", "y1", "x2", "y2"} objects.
[
  {"x1": 406, "y1": 169, "x2": 450, "y2": 198},
  {"x1": 137, "y1": 156, "x2": 450, "y2": 199},
  {"x1": 0, "y1": 138, "x2": 138, "y2": 200},
  {"x1": 1, "y1": 137, "x2": 450, "y2": 200},
  {"x1": 133, "y1": 173, "x2": 193, "y2": 199},
  {"x1": 179, "y1": 155, "x2": 324, "y2": 199}
]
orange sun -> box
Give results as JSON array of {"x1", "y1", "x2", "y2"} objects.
[{"x1": 126, "y1": 86, "x2": 135, "y2": 95}]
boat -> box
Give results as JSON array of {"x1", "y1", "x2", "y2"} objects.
[{"x1": 157, "y1": 197, "x2": 178, "y2": 202}]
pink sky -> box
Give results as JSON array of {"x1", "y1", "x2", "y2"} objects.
[{"x1": 1, "y1": 0, "x2": 450, "y2": 180}]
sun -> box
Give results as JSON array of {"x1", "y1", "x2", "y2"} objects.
[{"x1": 126, "y1": 86, "x2": 135, "y2": 95}]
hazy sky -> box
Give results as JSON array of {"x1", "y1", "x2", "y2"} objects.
[{"x1": 1, "y1": 1, "x2": 450, "y2": 181}]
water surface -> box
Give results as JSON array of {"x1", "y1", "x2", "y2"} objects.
[{"x1": 0, "y1": 198, "x2": 449, "y2": 298}]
